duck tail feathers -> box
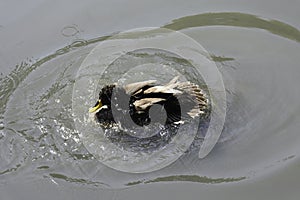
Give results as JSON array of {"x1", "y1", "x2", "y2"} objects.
[{"x1": 176, "y1": 81, "x2": 208, "y2": 118}]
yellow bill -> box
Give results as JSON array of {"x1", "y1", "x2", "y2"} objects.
[{"x1": 89, "y1": 100, "x2": 102, "y2": 113}]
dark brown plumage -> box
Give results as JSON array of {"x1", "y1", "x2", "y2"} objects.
[
  {"x1": 89, "y1": 76, "x2": 208, "y2": 130},
  {"x1": 89, "y1": 76, "x2": 209, "y2": 152}
]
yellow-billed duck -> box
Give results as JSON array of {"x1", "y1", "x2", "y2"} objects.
[{"x1": 89, "y1": 76, "x2": 208, "y2": 132}]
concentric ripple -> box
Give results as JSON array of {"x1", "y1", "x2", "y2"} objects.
[{"x1": 1, "y1": 12, "x2": 300, "y2": 189}]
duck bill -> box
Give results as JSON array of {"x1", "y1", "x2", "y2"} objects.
[{"x1": 89, "y1": 100, "x2": 102, "y2": 113}]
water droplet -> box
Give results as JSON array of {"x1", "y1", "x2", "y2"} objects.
[{"x1": 49, "y1": 149, "x2": 57, "y2": 155}]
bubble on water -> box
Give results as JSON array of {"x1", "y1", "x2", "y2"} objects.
[{"x1": 61, "y1": 24, "x2": 80, "y2": 37}]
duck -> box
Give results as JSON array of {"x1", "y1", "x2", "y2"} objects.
[{"x1": 89, "y1": 76, "x2": 209, "y2": 133}]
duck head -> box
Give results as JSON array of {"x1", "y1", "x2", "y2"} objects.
[{"x1": 89, "y1": 84, "x2": 116, "y2": 113}]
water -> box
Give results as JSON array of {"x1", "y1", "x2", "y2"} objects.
[{"x1": 1, "y1": 1, "x2": 300, "y2": 199}]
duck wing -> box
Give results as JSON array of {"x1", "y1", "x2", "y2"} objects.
[
  {"x1": 142, "y1": 77, "x2": 208, "y2": 118},
  {"x1": 143, "y1": 76, "x2": 182, "y2": 95},
  {"x1": 124, "y1": 80, "x2": 157, "y2": 95},
  {"x1": 124, "y1": 77, "x2": 208, "y2": 122},
  {"x1": 133, "y1": 98, "x2": 166, "y2": 111}
]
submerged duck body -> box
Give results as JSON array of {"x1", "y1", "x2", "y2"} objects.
[{"x1": 89, "y1": 76, "x2": 209, "y2": 152}]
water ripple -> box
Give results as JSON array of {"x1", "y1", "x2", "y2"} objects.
[{"x1": 1, "y1": 12, "x2": 299, "y2": 188}]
